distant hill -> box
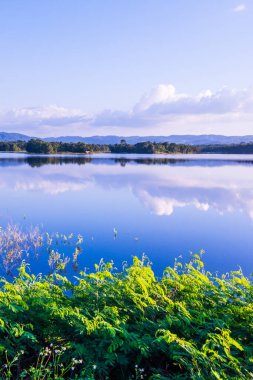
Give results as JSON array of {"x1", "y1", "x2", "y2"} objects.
[
  {"x1": 42, "y1": 134, "x2": 253, "y2": 145},
  {"x1": 0, "y1": 132, "x2": 32, "y2": 142},
  {"x1": 1, "y1": 132, "x2": 253, "y2": 145}
]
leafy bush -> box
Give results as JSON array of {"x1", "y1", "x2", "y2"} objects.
[{"x1": 0, "y1": 253, "x2": 252, "y2": 379}]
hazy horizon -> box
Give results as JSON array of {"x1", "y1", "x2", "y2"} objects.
[{"x1": 3, "y1": 131, "x2": 253, "y2": 139}]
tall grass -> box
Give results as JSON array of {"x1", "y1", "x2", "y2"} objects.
[{"x1": 0, "y1": 225, "x2": 83, "y2": 276}]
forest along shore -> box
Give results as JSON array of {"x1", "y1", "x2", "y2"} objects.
[{"x1": 1, "y1": 138, "x2": 253, "y2": 154}]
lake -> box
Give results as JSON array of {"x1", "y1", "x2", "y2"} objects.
[{"x1": 1, "y1": 152, "x2": 253, "y2": 276}]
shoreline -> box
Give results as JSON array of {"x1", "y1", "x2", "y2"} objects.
[{"x1": 2, "y1": 151, "x2": 253, "y2": 158}]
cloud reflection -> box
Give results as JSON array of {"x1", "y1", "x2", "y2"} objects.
[{"x1": 1, "y1": 155, "x2": 253, "y2": 219}]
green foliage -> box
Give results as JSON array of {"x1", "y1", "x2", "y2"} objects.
[
  {"x1": 26, "y1": 139, "x2": 57, "y2": 154},
  {"x1": 0, "y1": 141, "x2": 25, "y2": 152},
  {"x1": 199, "y1": 142, "x2": 253, "y2": 154},
  {"x1": 3, "y1": 139, "x2": 253, "y2": 155},
  {"x1": 0, "y1": 254, "x2": 252, "y2": 379},
  {"x1": 0, "y1": 139, "x2": 198, "y2": 155},
  {"x1": 18, "y1": 139, "x2": 109, "y2": 154},
  {"x1": 110, "y1": 141, "x2": 197, "y2": 154}
]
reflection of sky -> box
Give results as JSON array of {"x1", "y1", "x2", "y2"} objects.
[{"x1": 1, "y1": 153, "x2": 253, "y2": 275}]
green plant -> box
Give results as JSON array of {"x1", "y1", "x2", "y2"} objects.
[{"x1": 0, "y1": 252, "x2": 252, "y2": 379}]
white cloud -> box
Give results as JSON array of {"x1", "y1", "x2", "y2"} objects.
[
  {"x1": 2, "y1": 159, "x2": 253, "y2": 220},
  {"x1": 133, "y1": 84, "x2": 186, "y2": 112},
  {"x1": 233, "y1": 4, "x2": 246, "y2": 12},
  {"x1": 92, "y1": 85, "x2": 253, "y2": 132},
  {"x1": 137, "y1": 85, "x2": 252, "y2": 115},
  {"x1": 1, "y1": 85, "x2": 253, "y2": 136},
  {"x1": 136, "y1": 190, "x2": 210, "y2": 216},
  {"x1": 15, "y1": 179, "x2": 88, "y2": 195},
  {"x1": 0, "y1": 105, "x2": 91, "y2": 134},
  {"x1": 0, "y1": 168, "x2": 91, "y2": 195}
]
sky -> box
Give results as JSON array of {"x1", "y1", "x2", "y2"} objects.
[{"x1": 0, "y1": 0, "x2": 252, "y2": 137}]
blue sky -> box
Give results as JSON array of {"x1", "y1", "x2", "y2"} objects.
[{"x1": 0, "y1": 0, "x2": 252, "y2": 136}]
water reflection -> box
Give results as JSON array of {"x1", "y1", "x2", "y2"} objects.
[
  {"x1": 1, "y1": 153, "x2": 253, "y2": 217},
  {"x1": 1, "y1": 153, "x2": 253, "y2": 274},
  {"x1": 1, "y1": 153, "x2": 253, "y2": 168}
]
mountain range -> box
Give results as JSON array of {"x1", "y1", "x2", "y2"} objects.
[{"x1": 1, "y1": 132, "x2": 253, "y2": 145}]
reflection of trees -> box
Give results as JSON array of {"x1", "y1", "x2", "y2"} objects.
[
  {"x1": 113, "y1": 158, "x2": 188, "y2": 166},
  {"x1": 28, "y1": 157, "x2": 190, "y2": 167},
  {"x1": 26, "y1": 156, "x2": 92, "y2": 168},
  {"x1": 113, "y1": 157, "x2": 253, "y2": 167},
  {"x1": 125, "y1": 158, "x2": 188, "y2": 165},
  {"x1": 1, "y1": 155, "x2": 253, "y2": 168}
]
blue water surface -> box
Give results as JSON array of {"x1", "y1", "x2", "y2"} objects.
[{"x1": 1, "y1": 153, "x2": 253, "y2": 277}]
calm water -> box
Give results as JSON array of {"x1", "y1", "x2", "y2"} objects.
[{"x1": 1, "y1": 152, "x2": 253, "y2": 276}]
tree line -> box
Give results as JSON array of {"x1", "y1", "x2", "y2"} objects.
[
  {"x1": 0, "y1": 139, "x2": 198, "y2": 154},
  {"x1": 1, "y1": 138, "x2": 253, "y2": 154},
  {"x1": 0, "y1": 139, "x2": 109, "y2": 154},
  {"x1": 110, "y1": 140, "x2": 197, "y2": 154}
]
